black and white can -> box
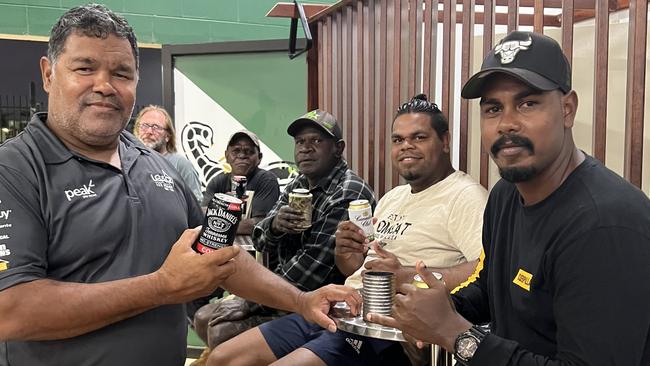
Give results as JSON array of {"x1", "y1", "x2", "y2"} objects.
[{"x1": 194, "y1": 193, "x2": 242, "y2": 254}]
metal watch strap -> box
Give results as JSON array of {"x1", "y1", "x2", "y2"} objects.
[{"x1": 454, "y1": 325, "x2": 487, "y2": 364}]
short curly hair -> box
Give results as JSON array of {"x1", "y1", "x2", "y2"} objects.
[{"x1": 48, "y1": 3, "x2": 138, "y2": 69}]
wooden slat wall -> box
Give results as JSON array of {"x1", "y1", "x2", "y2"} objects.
[
  {"x1": 481, "y1": 0, "x2": 495, "y2": 187},
  {"x1": 459, "y1": 0, "x2": 475, "y2": 172},
  {"x1": 624, "y1": 0, "x2": 648, "y2": 185},
  {"x1": 312, "y1": 0, "x2": 648, "y2": 194},
  {"x1": 561, "y1": 0, "x2": 574, "y2": 65},
  {"x1": 592, "y1": 0, "x2": 609, "y2": 162}
]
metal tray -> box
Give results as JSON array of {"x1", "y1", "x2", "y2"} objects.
[{"x1": 329, "y1": 302, "x2": 405, "y2": 342}]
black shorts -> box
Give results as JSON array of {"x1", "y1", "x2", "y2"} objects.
[{"x1": 259, "y1": 313, "x2": 409, "y2": 366}]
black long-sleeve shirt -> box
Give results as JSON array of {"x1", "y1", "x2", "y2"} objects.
[{"x1": 453, "y1": 155, "x2": 650, "y2": 365}]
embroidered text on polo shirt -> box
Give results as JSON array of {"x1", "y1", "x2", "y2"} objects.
[
  {"x1": 0, "y1": 200, "x2": 11, "y2": 231},
  {"x1": 151, "y1": 170, "x2": 175, "y2": 192},
  {"x1": 513, "y1": 268, "x2": 533, "y2": 291},
  {"x1": 65, "y1": 179, "x2": 97, "y2": 201}
]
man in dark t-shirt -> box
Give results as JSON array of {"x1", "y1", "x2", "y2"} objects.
[
  {"x1": 368, "y1": 31, "x2": 650, "y2": 365},
  {"x1": 202, "y1": 130, "x2": 280, "y2": 235}
]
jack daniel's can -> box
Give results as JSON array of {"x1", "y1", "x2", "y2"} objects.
[
  {"x1": 348, "y1": 199, "x2": 374, "y2": 241},
  {"x1": 194, "y1": 193, "x2": 242, "y2": 254}
]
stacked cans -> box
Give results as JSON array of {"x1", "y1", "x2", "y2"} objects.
[{"x1": 362, "y1": 271, "x2": 395, "y2": 318}]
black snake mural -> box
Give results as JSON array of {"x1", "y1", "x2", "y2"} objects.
[{"x1": 180, "y1": 121, "x2": 299, "y2": 191}]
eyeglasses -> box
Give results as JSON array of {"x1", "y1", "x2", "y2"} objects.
[{"x1": 139, "y1": 123, "x2": 167, "y2": 133}]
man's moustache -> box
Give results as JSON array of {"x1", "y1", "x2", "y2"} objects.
[
  {"x1": 82, "y1": 94, "x2": 122, "y2": 110},
  {"x1": 491, "y1": 134, "x2": 534, "y2": 156}
]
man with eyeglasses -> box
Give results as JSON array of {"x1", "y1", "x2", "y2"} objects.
[
  {"x1": 134, "y1": 105, "x2": 203, "y2": 203},
  {"x1": 202, "y1": 130, "x2": 280, "y2": 235}
]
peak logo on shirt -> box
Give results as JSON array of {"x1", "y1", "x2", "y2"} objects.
[
  {"x1": 513, "y1": 268, "x2": 533, "y2": 291},
  {"x1": 64, "y1": 180, "x2": 97, "y2": 201},
  {"x1": 151, "y1": 170, "x2": 175, "y2": 192},
  {"x1": 0, "y1": 259, "x2": 7, "y2": 271}
]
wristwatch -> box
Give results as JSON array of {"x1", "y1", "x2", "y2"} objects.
[{"x1": 454, "y1": 325, "x2": 487, "y2": 364}]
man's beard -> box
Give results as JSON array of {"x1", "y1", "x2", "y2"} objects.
[
  {"x1": 144, "y1": 138, "x2": 166, "y2": 153},
  {"x1": 491, "y1": 133, "x2": 537, "y2": 182},
  {"x1": 401, "y1": 170, "x2": 419, "y2": 181},
  {"x1": 498, "y1": 166, "x2": 538, "y2": 182}
]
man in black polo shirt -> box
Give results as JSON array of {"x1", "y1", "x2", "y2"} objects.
[
  {"x1": 368, "y1": 31, "x2": 650, "y2": 365},
  {"x1": 202, "y1": 130, "x2": 280, "y2": 235},
  {"x1": 0, "y1": 5, "x2": 360, "y2": 366}
]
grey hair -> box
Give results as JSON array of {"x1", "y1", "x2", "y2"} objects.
[{"x1": 47, "y1": 3, "x2": 139, "y2": 69}]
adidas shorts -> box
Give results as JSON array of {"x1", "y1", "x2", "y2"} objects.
[{"x1": 259, "y1": 313, "x2": 407, "y2": 366}]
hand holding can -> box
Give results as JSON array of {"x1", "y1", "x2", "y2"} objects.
[
  {"x1": 348, "y1": 200, "x2": 374, "y2": 241},
  {"x1": 193, "y1": 193, "x2": 243, "y2": 254}
]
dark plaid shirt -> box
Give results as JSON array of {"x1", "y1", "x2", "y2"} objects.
[{"x1": 253, "y1": 160, "x2": 376, "y2": 291}]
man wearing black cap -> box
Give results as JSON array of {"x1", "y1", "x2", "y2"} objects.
[
  {"x1": 202, "y1": 130, "x2": 280, "y2": 235},
  {"x1": 368, "y1": 31, "x2": 650, "y2": 364}
]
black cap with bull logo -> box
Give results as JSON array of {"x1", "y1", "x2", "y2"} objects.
[{"x1": 461, "y1": 31, "x2": 572, "y2": 99}]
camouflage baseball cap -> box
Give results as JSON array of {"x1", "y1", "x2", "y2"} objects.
[{"x1": 287, "y1": 109, "x2": 343, "y2": 140}]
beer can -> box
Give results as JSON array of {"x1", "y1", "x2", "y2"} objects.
[
  {"x1": 194, "y1": 193, "x2": 242, "y2": 254},
  {"x1": 348, "y1": 199, "x2": 374, "y2": 241},
  {"x1": 412, "y1": 272, "x2": 443, "y2": 288},
  {"x1": 231, "y1": 175, "x2": 248, "y2": 199},
  {"x1": 288, "y1": 188, "x2": 312, "y2": 228}
]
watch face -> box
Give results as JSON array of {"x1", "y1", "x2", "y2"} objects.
[{"x1": 457, "y1": 336, "x2": 479, "y2": 359}]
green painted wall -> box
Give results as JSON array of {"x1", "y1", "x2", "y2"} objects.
[
  {"x1": 0, "y1": 0, "x2": 337, "y2": 44},
  {"x1": 176, "y1": 52, "x2": 308, "y2": 160}
]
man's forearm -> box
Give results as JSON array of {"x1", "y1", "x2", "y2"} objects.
[
  {"x1": 335, "y1": 254, "x2": 365, "y2": 277},
  {"x1": 432, "y1": 259, "x2": 479, "y2": 290},
  {"x1": 222, "y1": 249, "x2": 302, "y2": 312},
  {"x1": 0, "y1": 275, "x2": 163, "y2": 341}
]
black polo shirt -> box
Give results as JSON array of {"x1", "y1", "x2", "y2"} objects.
[{"x1": 0, "y1": 113, "x2": 203, "y2": 365}]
